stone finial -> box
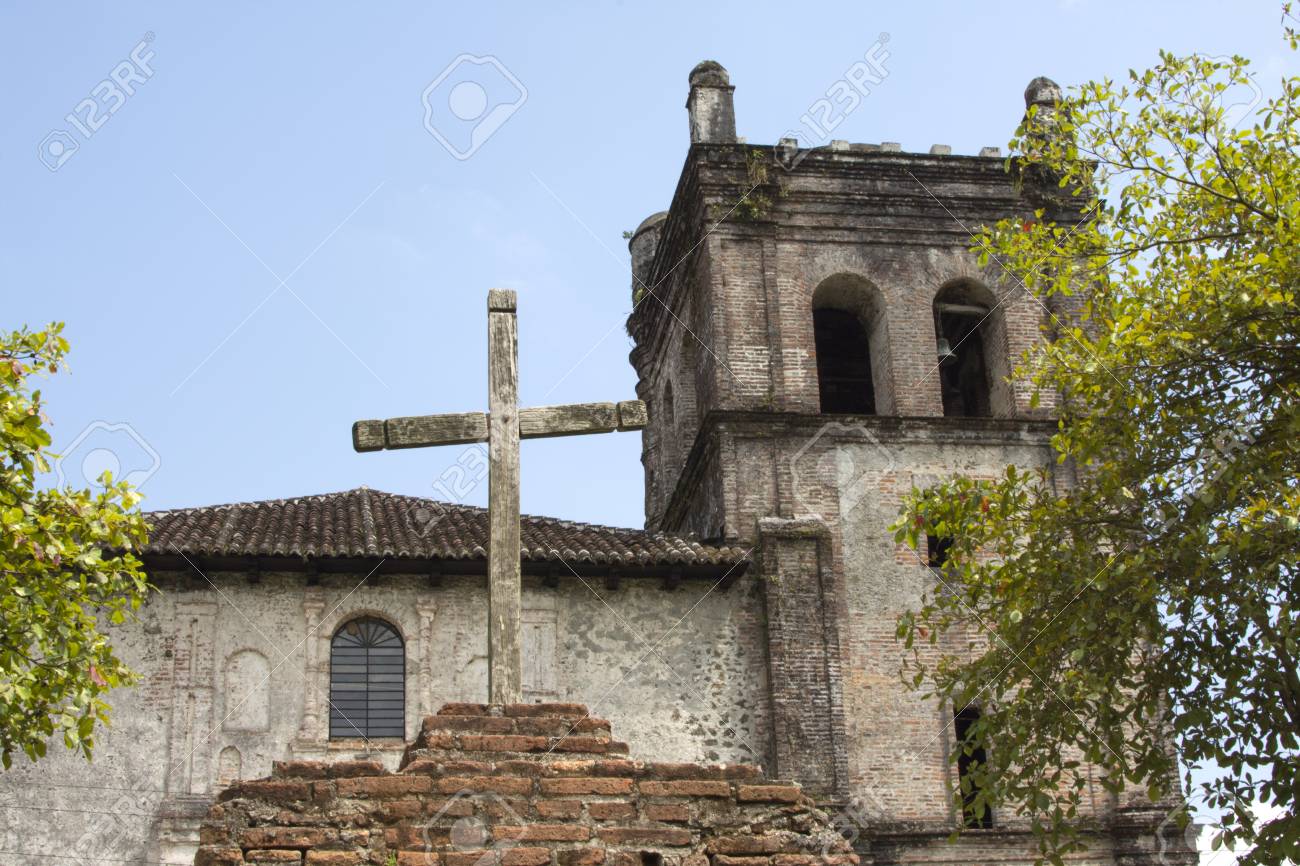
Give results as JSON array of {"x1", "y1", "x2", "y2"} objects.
[
  {"x1": 929, "y1": 144, "x2": 952, "y2": 155},
  {"x1": 1020, "y1": 76, "x2": 1075, "y2": 203},
  {"x1": 686, "y1": 60, "x2": 737, "y2": 144},
  {"x1": 629, "y1": 211, "x2": 668, "y2": 301},
  {"x1": 689, "y1": 60, "x2": 731, "y2": 87},
  {"x1": 1024, "y1": 76, "x2": 1063, "y2": 110},
  {"x1": 1022, "y1": 76, "x2": 1069, "y2": 144}
]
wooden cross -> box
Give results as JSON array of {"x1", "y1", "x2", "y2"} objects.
[{"x1": 351, "y1": 289, "x2": 647, "y2": 704}]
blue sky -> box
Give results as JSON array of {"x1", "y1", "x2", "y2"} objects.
[{"x1": 3, "y1": 1, "x2": 1295, "y2": 531}]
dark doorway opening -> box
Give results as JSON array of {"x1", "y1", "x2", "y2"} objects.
[
  {"x1": 814, "y1": 308, "x2": 876, "y2": 414},
  {"x1": 927, "y1": 534, "x2": 954, "y2": 569},
  {"x1": 954, "y1": 705, "x2": 993, "y2": 829},
  {"x1": 935, "y1": 305, "x2": 992, "y2": 418}
]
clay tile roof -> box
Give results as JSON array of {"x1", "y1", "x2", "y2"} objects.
[{"x1": 144, "y1": 487, "x2": 750, "y2": 569}]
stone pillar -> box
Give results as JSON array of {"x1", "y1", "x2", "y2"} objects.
[
  {"x1": 416, "y1": 600, "x2": 439, "y2": 719},
  {"x1": 1022, "y1": 75, "x2": 1067, "y2": 161},
  {"x1": 167, "y1": 598, "x2": 218, "y2": 796},
  {"x1": 1020, "y1": 75, "x2": 1076, "y2": 211},
  {"x1": 628, "y1": 211, "x2": 668, "y2": 303},
  {"x1": 298, "y1": 591, "x2": 325, "y2": 741},
  {"x1": 756, "y1": 517, "x2": 850, "y2": 801},
  {"x1": 152, "y1": 598, "x2": 219, "y2": 866},
  {"x1": 1024, "y1": 75, "x2": 1064, "y2": 123},
  {"x1": 628, "y1": 210, "x2": 670, "y2": 528},
  {"x1": 686, "y1": 60, "x2": 737, "y2": 144}
]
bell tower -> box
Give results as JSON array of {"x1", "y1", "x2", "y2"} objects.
[
  {"x1": 628, "y1": 63, "x2": 1077, "y2": 543},
  {"x1": 622, "y1": 62, "x2": 1182, "y2": 864}
]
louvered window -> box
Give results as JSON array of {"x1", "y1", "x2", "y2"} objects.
[{"x1": 329, "y1": 617, "x2": 405, "y2": 738}]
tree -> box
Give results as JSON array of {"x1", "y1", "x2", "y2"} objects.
[
  {"x1": 893, "y1": 45, "x2": 1300, "y2": 866},
  {"x1": 0, "y1": 324, "x2": 151, "y2": 767}
]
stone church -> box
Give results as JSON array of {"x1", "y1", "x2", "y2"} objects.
[{"x1": 0, "y1": 63, "x2": 1190, "y2": 866}]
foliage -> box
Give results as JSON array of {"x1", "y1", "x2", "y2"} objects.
[
  {"x1": 736, "y1": 148, "x2": 774, "y2": 221},
  {"x1": 893, "y1": 49, "x2": 1300, "y2": 865},
  {"x1": 0, "y1": 324, "x2": 151, "y2": 767}
]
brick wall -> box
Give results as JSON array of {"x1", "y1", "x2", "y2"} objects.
[
  {"x1": 194, "y1": 703, "x2": 858, "y2": 866},
  {"x1": 626, "y1": 136, "x2": 1185, "y2": 864}
]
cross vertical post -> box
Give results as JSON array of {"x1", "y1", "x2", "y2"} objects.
[
  {"x1": 350, "y1": 288, "x2": 647, "y2": 706},
  {"x1": 486, "y1": 288, "x2": 522, "y2": 704}
]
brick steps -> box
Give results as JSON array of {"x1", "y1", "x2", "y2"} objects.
[
  {"x1": 420, "y1": 715, "x2": 613, "y2": 738},
  {"x1": 404, "y1": 739, "x2": 631, "y2": 761},
  {"x1": 195, "y1": 703, "x2": 860, "y2": 866},
  {"x1": 405, "y1": 706, "x2": 627, "y2": 762}
]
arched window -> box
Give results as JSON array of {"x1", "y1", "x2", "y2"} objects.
[
  {"x1": 954, "y1": 705, "x2": 993, "y2": 829},
  {"x1": 933, "y1": 281, "x2": 1002, "y2": 418},
  {"x1": 329, "y1": 617, "x2": 405, "y2": 739},
  {"x1": 812, "y1": 274, "x2": 890, "y2": 414}
]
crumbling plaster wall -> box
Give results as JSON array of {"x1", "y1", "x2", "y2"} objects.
[{"x1": 0, "y1": 570, "x2": 768, "y2": 866}]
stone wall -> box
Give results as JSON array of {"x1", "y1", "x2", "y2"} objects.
[
  {"x1": 0, "y1": 571, "x2": 768, "y2": 865},
  {"x1": 0, "y1": 583, "x2": 177, "y2": 865}
]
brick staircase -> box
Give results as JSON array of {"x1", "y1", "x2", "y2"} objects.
[{"x1": 195, "y1": 703, "x2": 859, "y2": 866}]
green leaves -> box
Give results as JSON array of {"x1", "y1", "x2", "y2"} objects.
[
  {"x1": 894, "y1": 46, "x2": 1300, "y2": 866},
  {"x1": 0, "y1": 324, "x2": 151, "y2": 769}
]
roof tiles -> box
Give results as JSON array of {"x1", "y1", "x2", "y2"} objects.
[{"x1": 144, "y1": 487, "x2": 748, "y2": 570}]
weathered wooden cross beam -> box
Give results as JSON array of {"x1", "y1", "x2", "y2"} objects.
[
  {"x1": 351, "y1": 289, "x2": 647, "y2": 704},
  {"x1": 352, "y1": 401, "x2": 648, "y2": 452}
]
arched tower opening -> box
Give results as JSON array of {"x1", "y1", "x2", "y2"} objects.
[
  {"x1": 812, "y1": 274, "x2": 893, "y2": 415},
  {"x1": 933, "y1": 279, "x2": 1011, "y2": 418}
]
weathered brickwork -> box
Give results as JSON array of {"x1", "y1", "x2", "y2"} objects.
[
  {"x1": 193, "y1": 704, "x2": 856, "y2": 866},
  {"x1": 760, "y1": 517, "x2": 854, "y2": 804},
  {"x1": 626, "y1": 62, "x2": 1192, "y2": 865}
]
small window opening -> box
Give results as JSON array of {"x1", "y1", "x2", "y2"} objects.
[
  {"x1": 954, "y1": 705, "x2": 993, "y2": 829},
  {"x1": 640, "y1": 853, "x2": 664, "y2": 866},
  {"x1": 927, "y1": 535, "x2": 953, "y2": 569},
  {"x1": 935, "y1": 301, "x2": 992, "y2": 418},
  {"x1": 814, "y1": 308, "x2": 876, "y2": 414}
]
